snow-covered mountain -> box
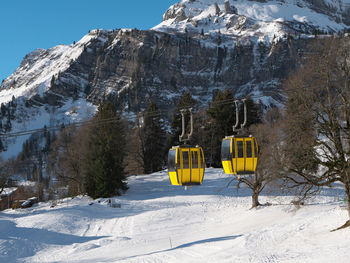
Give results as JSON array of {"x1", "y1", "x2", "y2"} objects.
[
  {"x1": 0, "y1": 30, "x2": 108, "y2": 158},
  {"x1": 1, "y1": 0, "x2": 349, "y2": 158},
  {"x1": 155, "y1": 0, "x2": 350, "y2": 42},
  {"x1": 1, "y1": 33, "x2": 98, "y2": 105}
]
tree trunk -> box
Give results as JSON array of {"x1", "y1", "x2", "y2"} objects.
[
  {"x1": 331, "y1": 175, "x2": 350, "y2": 231},
  {"x1": 251, "y1": 190, "x2": 261, "y2": 209},
  {"x1": 331, "y1": 181, "x2": 350, "y2": 232},
  {"x1": 345, "y1": 181, "x2": 350, "y2": 220}
]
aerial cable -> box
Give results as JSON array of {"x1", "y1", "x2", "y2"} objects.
[{"x1": 0, "y1": 91, "x2": 282, "y2": 138}]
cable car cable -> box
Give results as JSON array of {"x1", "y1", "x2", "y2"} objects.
[{"x1": 0, "y1": 91, "x2": 283, "y2": 138}]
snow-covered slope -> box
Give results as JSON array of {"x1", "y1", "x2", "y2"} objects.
[
  {"x1": 0, "y1": 168, "x2": 349, "y2": 262},
  {"x1": 154, "y1": 0, "x2": 350, "y2": 43},
  {"x1": 0, "y1": 31, "x2": 103, "y2": 105},
  {"x1": 0, "y1": 31, "x2": 109, "y2": 158}
]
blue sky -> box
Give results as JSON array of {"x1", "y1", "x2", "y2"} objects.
[{"x1": 0, "y1": 0, "x2": 178, "y2": 82}]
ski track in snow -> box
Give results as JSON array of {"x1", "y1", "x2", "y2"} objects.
[{"x1": 0, "y1": 168, "x2": 349, "y2": 262}]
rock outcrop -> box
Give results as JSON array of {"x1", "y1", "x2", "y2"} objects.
[
  {"x1": 224, "y1": 0, "x2": 237, "y2": 14},
  {"x1": 214, "y1": 2, "x2": 221, "y2": 16}
]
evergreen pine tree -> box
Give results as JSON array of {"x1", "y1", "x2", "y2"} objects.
[
  {"x1": 44, "y1": 131, "x2": 51, "y2": 153},
  {"x1": 73, "y1": 87, "x2": 78, "y2": 101},
  {"x1": 5, "y1": 118, "x2": 11, "y2": 132},
  {"x1": 142, "y1": 101, "x2": 166, "y2": 174},
  {"x1": 0, "y1": 104, "x2": 6, "y2": 116},
  {"x1": 84, "y1": 102, "x2": 128, "y2": 199},
  {"x1": 50, "y1": 75, "x2": 56, "y2": 88},
  {"x1": 0, "y1": 138, "x2": 4, "y2": 152},
  {"x1": 207, "y1": 89, "x2": 235, "y2": 167}
]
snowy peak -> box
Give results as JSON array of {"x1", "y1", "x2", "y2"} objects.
[
  {"x1": 0, "y1": 30, "x2": 108, "y2": 105},
  {"x1": 2, "y1": 0, "x2": 349, "y2": 160},
  {"x1": 153, "y1": 0, "x2": 350, "y2": 42},
  {"x1": 0, "y1": 30, "x2": 112, "y2": 158}
]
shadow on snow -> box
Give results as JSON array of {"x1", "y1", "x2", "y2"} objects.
[
  {"x1": 0, "y1": 219, "x2": 108, "y2": 262},
  {"x1": 125, "y1": 169, "x2": 346, "y2": 207},
  {"x1": 119, "y1": 234, "x2": 243, "y2": 261}
]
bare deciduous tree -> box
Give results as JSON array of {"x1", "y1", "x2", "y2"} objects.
[
  {"x1": 238, "y1": 108, "x2": 283, "y2": 208},
  {"x1": 0, "y1": 157, "x2": 15, "y2": 195},
  {"x1": 283, "y1": 36, "x2": 350, "y2": 228},
  {"x1": 49, "y1": 125, "x2": 86, "y2": 196},
  {"x1": 125, "y1": 119, "x2": 146, "y2": 175}
]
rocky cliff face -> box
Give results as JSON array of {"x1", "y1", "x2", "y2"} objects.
[
  {"x1": 1, "y1": 28, "x2": 306, "y2": 114},
  {"x1": 0, "y1": 0, "x2": 349, "y2": 157},
  {"x1": 87, "y1": 29, "x2": 307, "y2": 111}
]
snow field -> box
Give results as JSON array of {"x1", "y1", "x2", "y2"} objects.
[{"x1": 1, "y1": 168, "x2": 349, "y2": 262}]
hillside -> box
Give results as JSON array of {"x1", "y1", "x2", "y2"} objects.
[
  {"x1": 1, "y1": 168, "x2": 349, "y2": 262},
  {"x1": 1, "y1": 0, "x2": 350, "y2": 158}
]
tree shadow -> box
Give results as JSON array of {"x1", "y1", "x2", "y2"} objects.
[
  {"x1": 0, "y1": 219, "x2": 108, "y2": 262},
  {"x1": 119, "y1": 234, "x2": 243, "y2": 261},
  {"x1": 170, "y1": 234, "x2": 243, "y2": 250},
  {"x1": 331, "y1": 220, "x2": 350, "y2": 232},
  {"x1": 1, "y1": 199, "x2": 148, "y2": 221}
]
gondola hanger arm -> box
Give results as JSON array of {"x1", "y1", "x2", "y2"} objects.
[
  {"x1": 233, "y1": 100, "x2": 239, "y2": 132},
  {"x1": 241, "y1": 98, "x2": 247, "y2": 129},
  {"x1": 179, "y1": 109, "x2": 186, "y2": 141},
  {"x1": 179, "y1": 108, "x2": 193, "y2": 143},
  {"x1": 188, "y1": 108, "x2": 193, "y2": 139}
]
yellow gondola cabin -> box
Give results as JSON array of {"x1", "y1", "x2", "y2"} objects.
[
  {"x1": 221, "y1": 135, "x2": 258, "y2": 175},
  {"x1": 168, "y1": 145, "x2": 205, "y2": 186}
]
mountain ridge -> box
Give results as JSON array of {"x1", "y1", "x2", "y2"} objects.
[
  {"x1": 0, "y1": 0, "x2": 349, "y2": 158},
  {"x1": 154, "y1": 0, "x2": 350, "y2": 42}
]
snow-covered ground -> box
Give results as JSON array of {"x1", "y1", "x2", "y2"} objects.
[{"x1": 1, "y1": 168, "x2": 349, "y2": 262}]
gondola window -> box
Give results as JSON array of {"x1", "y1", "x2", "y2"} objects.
[
  {"x1": 246, "y1": 140, "x2": 252, "y2": 158},
  {"x1": 221, "y1": 139, "x2": 231, "y2": 160},
  {"x1": 192, "y1": 151, "x2": 198, "y2": 168},
  {"x1": 237, "y1": 141, "x2": 244, "y2": 158},
  {"x1": 168, "y1": 149, "x2": 176, "y2": 171},
  {"x1": 183, "y1": 151, "x2": 190, "y2": 169}
]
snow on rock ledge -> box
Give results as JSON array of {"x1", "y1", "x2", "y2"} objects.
[
  {"x1": 0, "y1": 30, "x2": 107, "y2": 105},
  {"x1": 154, "y1": 0, "x2": 350, "y2": 43}
]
